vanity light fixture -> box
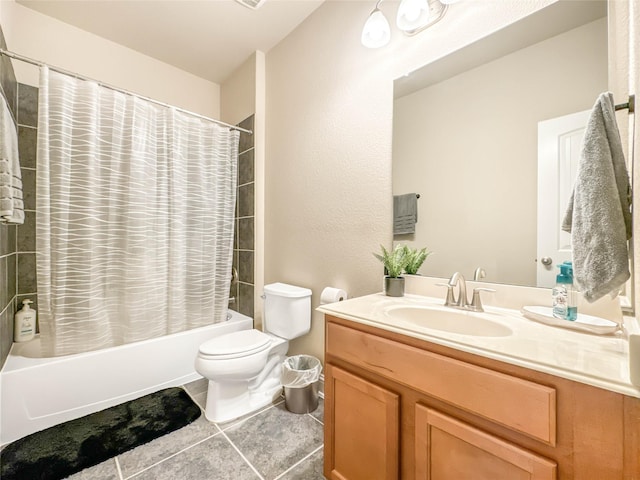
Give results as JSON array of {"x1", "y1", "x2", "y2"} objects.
[
  {"x1": 361, "y1": 0, "x2": 392, "y2": 48},
  {"x1": 362, "y1": 0, "x2": 454, "y2": 48}
]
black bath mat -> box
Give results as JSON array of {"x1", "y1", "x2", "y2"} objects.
[{"x1": 0, "y1": 387, "x2": 201, "y2": 480}]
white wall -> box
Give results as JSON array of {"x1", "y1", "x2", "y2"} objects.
[
  {"x1": 265, "y1": 0, "x2": 556, "y2": 362},
  {"x1": 221, "y1": 53, "x2": 256, "y2": 127},
  {"x1": 1, "y1": 0, "x2": 220, "y2": 117},
  {"x1": 393, "y1": 19, "x2": 607, "y2": 287}
]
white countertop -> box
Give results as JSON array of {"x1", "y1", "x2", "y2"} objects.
[{"x1": 318, "y1": 292, "x2": 640, "y2": 399}]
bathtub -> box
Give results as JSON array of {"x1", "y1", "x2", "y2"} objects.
[{"x1": 0, "y1": 310, "x2": 252, "y2": 445}]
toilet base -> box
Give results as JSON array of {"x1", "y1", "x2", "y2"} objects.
[{"x1": 204, "y1": 378, "x2": 283, "y2": 423}]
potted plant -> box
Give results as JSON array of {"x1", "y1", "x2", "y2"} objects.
[
  {"x1": 374, "y1": 244, "x2": 410, "y2": 297},
  {"x1": 404, "y1": 247, "x2": 432, "y2": 275}
]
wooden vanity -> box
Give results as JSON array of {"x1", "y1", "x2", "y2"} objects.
[{"x1": 323, "y1": 314, "x2": 640, "y2": 480}]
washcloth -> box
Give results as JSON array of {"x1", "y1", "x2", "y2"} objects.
[
  {"x1": 0, "y1": 91, "x2": 23, "y2": 225},
  {"x1": 562, "y1": 92, "x2": 631, "y2": 302},
  {"x1": 393, "y1": 193, "x2": 418, "y2": 235}
]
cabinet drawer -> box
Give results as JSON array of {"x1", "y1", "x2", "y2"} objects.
[{"x1": 326, "y1": 321, "x2": 556, "y2": 445}]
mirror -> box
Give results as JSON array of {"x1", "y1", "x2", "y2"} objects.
[{"x1": 392, "y1": 1, "x2": 610, "y2": 288}]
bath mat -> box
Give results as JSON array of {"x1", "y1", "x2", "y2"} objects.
[{"x1": 0, "y1": 387, "x2": 201, "y2": 480}]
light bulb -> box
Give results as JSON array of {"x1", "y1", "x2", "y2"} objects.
[
  {"x1": 361, "y1": 8, "x2": 391, "y2": 48},
  {"x1": 397, "y1": 0, "x2": 430, "y2": 32}
]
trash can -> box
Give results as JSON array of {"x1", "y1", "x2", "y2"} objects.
[{"x1": 281, "y1": 355, "x2": 322, "y2": 414}]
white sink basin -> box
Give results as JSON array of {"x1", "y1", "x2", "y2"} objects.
[{"x1": 385, "y1": 305, "x2": 513, "y2": 337}]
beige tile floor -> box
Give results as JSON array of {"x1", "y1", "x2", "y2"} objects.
[{"x1": 66, "y1": 379, "x2": 325, "y2": 480}]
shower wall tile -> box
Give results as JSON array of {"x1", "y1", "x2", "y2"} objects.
[
  {"x1": 17, "y1": 253, "x2": 37, "y2": 294},
  {"x1": 238, "y1": 218, "x2": 254, "y2": 251},
  {"x1": 238, "y1": 115, "x2": 254, "y2": 153},
  {"x1": 0, "y1": 224, "x2": 16, "y2": 256},
  {"x1": 1, "y1": 305, "x2": 13, "y2": 366},
  {"x1": 238, "y1": 149, "x2": 254, "y2": 185},
  {"x1": 17, "y1": 83, "x2": 38, "y2": 127},
  {"x1": 238, "y1": 250, "x2": 254, "y2": 284},
  {"x1": 21, "y1": 168, "x2": 36, "y2": 211},
  {"x1": 238, "y1": 183, "x2": 254, "y2": 218},
  {"x1": 238, "y1": 282, "x2": 254, "y2": 318},
  {"x1": 18, "y1": 126, "x2": 37, "y2": 168},
  {"x1": 17, "y1": 211, "x2": 36, "y2": 252},
  {"x1": 7, "y1": 253, "x2": 16, "y2": 300},
  {"x1": 0, "y1": 256, "x2": 7, "y2": 308}
]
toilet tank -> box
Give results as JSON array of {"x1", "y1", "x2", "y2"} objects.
[{"x1": 263, "y1": 283, "x2": 312, "y2": 340}]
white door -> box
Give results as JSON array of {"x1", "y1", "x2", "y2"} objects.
[{"x1": 537, "y1": 110, "x2": 589, "y2": 288}]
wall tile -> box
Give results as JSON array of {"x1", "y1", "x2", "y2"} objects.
[
  {"x1": 17, "y1": 211, "x2": 36, "y2": 252},
  {"x1": 18, "y1": 126, "x2": 37, "y2": 169},
  {"x1": 238, "y1": 149, "x2": 254, "y2": 185},
  {"x1": 21, "y1": 168, "x2": 36, "y2": 211},
  {"x1": 238, "y1": 250, "x2": 254, "y2": 284},
  {"x1": 0, "y1": 256, "x2": 7, "y2": 309},
  {"x1": 7, "y1": 253, "x2": 16, "y2": 300},
  {"x1": 238, "y1": 115, "x2": 254, "y2": 153},
  {"x1": 17, "y1": 84, "x2": 38, "y2": 127},
  {"x1": 238, "y1": 183, "x2": 254, "y2": 218},
  {"x1": 238, "y1": 283, "x2": 254, "y2": 318},
  {"x1": 238, "y1": 218, "x2": 254, "y2": 251},
  {"x1": 17, "y1": 252, "x2": 37, "y2": 294},
  {"x1": 0, "y1": 223, "x2": 10, "y2": 256}
]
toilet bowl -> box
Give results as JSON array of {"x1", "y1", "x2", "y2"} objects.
[{"x1": 195, "y1": 283, "x2": 312, "y2": 423}]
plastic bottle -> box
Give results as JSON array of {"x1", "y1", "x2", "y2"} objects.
[
  {"x1": 14, "y1": 299, "x2": 36, "y2": 342},
  {"x1": 552, "y1": 262, "x2": 577, "y2": 321}
]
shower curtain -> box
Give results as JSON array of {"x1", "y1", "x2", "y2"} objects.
[{"x1": 36, "y1": 67, "x2": 239, "y2": 357}]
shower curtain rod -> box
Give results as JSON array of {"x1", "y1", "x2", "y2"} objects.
[{"x1": 0, "y1": 48, "x2": 253, "y2": 134}]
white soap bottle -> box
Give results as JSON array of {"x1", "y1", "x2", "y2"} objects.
[{"x1": 14, "y1": 299, "x2": 36, "y2": 342}]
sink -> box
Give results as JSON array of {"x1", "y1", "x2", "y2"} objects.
[{"x1": 384, "y1": 305, "x2": 513, "y2": 337}]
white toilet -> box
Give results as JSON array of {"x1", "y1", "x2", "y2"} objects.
[{"x1": 195, "y1": 282, "x2": 312, "y2": 423}]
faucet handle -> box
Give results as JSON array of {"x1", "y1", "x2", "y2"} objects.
[
  {"x1": 469, "y1": 287, "x2": 496, "y2": 312},
  {"x1": 436, "y1": 283, "x2": 456, "y2": 306}
]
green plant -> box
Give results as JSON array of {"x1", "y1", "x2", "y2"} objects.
[
  {"x1": 404, "y1": 247, "x2": 432, "y2": 275},
  {"x1": 373, "y1": 244, "x2": 410, "y2": 278}
]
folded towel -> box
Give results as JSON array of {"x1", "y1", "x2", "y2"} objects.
[
  {"x1": 562, "y1": 92, "x2": 631, "y2": 302},
  {"x1": 0, "y1": 92, "x2": 23, "y2": 225},
  {"x1": 393, "y1": 193, "x2": 418, "y2": 235}
]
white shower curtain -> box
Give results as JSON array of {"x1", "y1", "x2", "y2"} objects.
[{"x1": 36, "y1": 67, "x2": 239, "y2": 357}]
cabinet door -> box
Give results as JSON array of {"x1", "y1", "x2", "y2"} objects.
[
  {"x1": 415, "y1": 405, "x2": 557, "y2": 480},
  {"x1": 325, "y1": 364, "x2": 400, "y2": 480}
]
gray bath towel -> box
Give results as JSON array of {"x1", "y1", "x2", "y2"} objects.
[
  {"x1": 562, "y1": 92, "x2": 631, "y2": 302},
  {"x1": 393, "y1": 193, "x2": 417, "y2": 235}
]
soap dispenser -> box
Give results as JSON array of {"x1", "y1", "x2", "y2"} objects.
[
  {"x1": 14, "y1": 299, "x2": 36, "y2": 342},
  {"x1": 552, "y1": 262, "x2": 577, "y2": 321}
]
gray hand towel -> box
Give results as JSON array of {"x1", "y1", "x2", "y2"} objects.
[
  {"x1": 393, "y1": 193, "x2": 417, "y2": 235},
  {"x1": 562, "y1": 92, "x2": 631, "y2": 302}
]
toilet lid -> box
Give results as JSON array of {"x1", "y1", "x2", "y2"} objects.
[{"x1": 199, "y1": 329, "x2": 271, "y2": 357}]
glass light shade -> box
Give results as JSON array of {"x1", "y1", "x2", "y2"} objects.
[
  {"x1": 396, "y1": 0, "x2": 430, "y2": 32},
  {"x1": 361, "y1": 9, "x2": 391, "y2": 48},
  {"x1": 439, "y1": 0, "x2": 461, "y2": 4}
]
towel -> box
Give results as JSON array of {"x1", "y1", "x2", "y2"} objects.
[
  {"x1": 0, "y1": 91, "x2": 23, "y2": 225},
  {"x1": 562, "y1": 92, "x2": 631, "y2": 302},
  {"x1": 393, "y1": 193, "x2": 417, "y2": 235}
]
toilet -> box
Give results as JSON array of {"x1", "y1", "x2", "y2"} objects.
[{"x1": 195, "y1": 282, "x2": 312, "y2": 423}]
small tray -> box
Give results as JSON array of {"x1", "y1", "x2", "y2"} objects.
[{"x1": 521, "y1": 306, "x2": 620, "y2": 335}]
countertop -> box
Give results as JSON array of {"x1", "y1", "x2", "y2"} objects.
[{"x1": 318, "y1": 292, "x2": 640, "y2": 399}]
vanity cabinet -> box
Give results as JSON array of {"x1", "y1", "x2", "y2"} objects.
[{"x1": 323, "y1": 315, "x2": 640, "y2": 480}]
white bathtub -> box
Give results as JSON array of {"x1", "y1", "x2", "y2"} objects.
[{"x1": 0, "y1": 310, "x2": 252, "y2": 445}]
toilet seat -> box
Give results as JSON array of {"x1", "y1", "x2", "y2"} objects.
[{"x1": 198, "y1": 329, "x2": 272, "y2": 360}]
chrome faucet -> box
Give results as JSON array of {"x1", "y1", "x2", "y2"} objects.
[
  {"x1": 438, "y1": 271, "x2": 495, "y2": 312},
  {"x1": 448, "y1": 272, "x2": 468, "y2": 308},
  {"x1": 473, "y1": 267, "x2": 486, "y2": 282}
]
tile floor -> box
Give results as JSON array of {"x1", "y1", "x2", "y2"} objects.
[{"x1": 66, "y1": 379, "x2": 326, "y2": 480}]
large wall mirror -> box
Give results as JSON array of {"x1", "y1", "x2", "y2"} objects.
[{"x1": 392, "y1": 0, "x2": 617, "y2": 290}]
